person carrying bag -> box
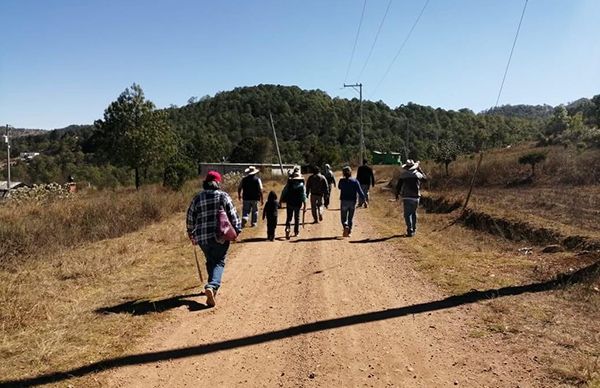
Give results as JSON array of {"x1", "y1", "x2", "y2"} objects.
[{"x1": 186, "y1": 171, "x2": 241, "y2": 307}]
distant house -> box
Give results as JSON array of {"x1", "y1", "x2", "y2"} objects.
[
  {"x1": 19, "y1": 152, "x2": 40, "y2": 161},
  {"x1": 372, "y1": 151, "x2": 402, "y2": 165},
  {"x1": 0, "y1": 181, "x2": 25, "y2": 198}
]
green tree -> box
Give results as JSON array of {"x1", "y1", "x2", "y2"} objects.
[
  {"x1": 545, "y1": 106, "x2": 570, "y2": 137},
  {"x1": 163, "y1": 154, "x2": 195, "y2": 191},
  {"x1": 94, "y1": 84, "x2": 176, "y2": 189},
  {"x1": 229, "y1": 136, "x2": 273, "y2": 163},
  {"x1": 518, "y1": 152, "x2": 546, "y2": 176},
  {"x1": 432, "y1": 139, "x2": 460, "y2": 176}
]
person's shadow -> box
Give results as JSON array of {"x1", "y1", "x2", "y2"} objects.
[
  {"x1": 349, "y1": 234, "x2": 405, "y2": 243},
  {"x1": 95, "y1": 293, "x2": 209, "y2": 315}
]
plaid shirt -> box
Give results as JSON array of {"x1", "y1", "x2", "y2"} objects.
[{"x1": 186, "y1": 189, "x2": 242, "y2": 245}]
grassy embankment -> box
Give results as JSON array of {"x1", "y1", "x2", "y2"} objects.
[
  {"x1": 369, "y1": 144, "x2": 599, "y2": 386},
  {"x1": 0, "y1": 177, "x2": 284, "y2": 386}
]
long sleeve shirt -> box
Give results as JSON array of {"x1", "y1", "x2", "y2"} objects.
[
  {"x1": 395, "y1": 170, "x2": 427, "y2": 199},
  {"x1": 186, "y1": 189, "x2": 242, "y2": 245},
  {"x1": 338, "y1": 177, "x2": 366, "y2": 204}
]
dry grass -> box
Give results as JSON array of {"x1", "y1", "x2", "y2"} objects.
[
  {"x1": 0, "y1": 176, "x2": 261, "y2": 386},
  {"x1": 0, "y1": 214, "x2": 193, "y2": 385},
  {"x1": 369, "y1": 184, "x2": 600, "y2": 387},
  {"x1": 423, "y1": 143, "x2": 600, "y2": 188},
  {"x1": 0, "y1": 183, "x2": 199, "y2": 270}
]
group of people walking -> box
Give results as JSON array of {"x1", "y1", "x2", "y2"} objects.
[{"x1": 186, "y1": 160, "x2": 426, "y2": 307}]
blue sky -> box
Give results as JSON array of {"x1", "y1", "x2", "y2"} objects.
[{"x1": 1, "y1": 0, "x2": 599, "y2": 129}]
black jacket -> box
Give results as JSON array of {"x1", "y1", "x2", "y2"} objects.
[{"x1": 356, "y1": 165, "x2": 375, "y2": 186}]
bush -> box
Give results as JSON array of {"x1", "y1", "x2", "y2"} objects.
[{"x1": 163, "y1": 157, "x2": 195, "y2": 191}]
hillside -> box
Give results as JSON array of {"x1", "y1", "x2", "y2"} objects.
[{"x1": 3, "y1": 85, "x2": 598, "y2": 189}]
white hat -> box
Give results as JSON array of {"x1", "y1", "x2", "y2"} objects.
[
  {"x1": 402, "y1": 159, "x2": 420, "y2": 170},
  {"x1": 290, "y1": 171, "x2": 304, "y2": 180},
  {"x1": 244, "y1": 166, "x2": 259, "y2": 175}
]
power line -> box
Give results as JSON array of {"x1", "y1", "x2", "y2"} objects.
[
  {"x1": 494, "y1": 0, "x2": 529, "y2": 107},
  {"x1": 344, "y1": 0, "x2": 368, "y2": 84},
  {"x1": 356, "y1": 0, "x2": 393, "y2": 81},
  {"x1": 370, "y1": 0, "x2": 430, "y2": 97}
]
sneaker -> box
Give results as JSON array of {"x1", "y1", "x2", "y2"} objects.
[
  {"x1": 364, "y1": 202, "x2": 369, "y2": 208},
  {"x1": 285, "y1": 228, "x2": 290, "y2": 240},
  {"x1": 319, "y1": 213, "x2": 323, "y2": 221},
  {"x1": 294, "y1": 231, "x2": 299, "y2": 237},
  {"x1": 250, "y1": 223, "x2": 256, "y2": 227},
  {"x1": 241, "y1": 219, "x2": 247, "y2": 228},
  {"x1": 343, "y1": 227, "x2": 349, "y2": 237},
  {"x1": 205, "y1": 288, "x2": 216, "y2": 307}
]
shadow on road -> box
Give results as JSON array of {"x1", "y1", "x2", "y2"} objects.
[
  {"x1": 291, "y1": 236, "x2": 342, "y2": 243},
  {"x1": 4, "y1": 260, "x2": 598, "y2": 387},
  {"x1": 238, "y1": 237, "x2": 269, "y2": 243},
  {"x1": 95, "y1": 293, "x2": 208, "y2": 316},
  {"x1": 349, "y1": 234, "x2": 405, "y2": 243}
]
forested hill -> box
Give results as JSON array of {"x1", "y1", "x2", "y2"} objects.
[
  {"x1": 5, "y1": 84, "x2": 599, "y2": 188},
  {"x1": 167, "y1": 84, "x2": 544, "y2": 166},
  {"x1": 480, "y1": 104, "x2": 555, "y2": 120}
]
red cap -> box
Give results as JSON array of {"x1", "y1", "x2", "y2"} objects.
[{"x1": 205, "y1": 170, "x2": 222, "y2": 183}]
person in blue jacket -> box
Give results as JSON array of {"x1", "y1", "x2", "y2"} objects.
[{"x1": 337, "y1": 166, "x2": 365, "y2": 237}]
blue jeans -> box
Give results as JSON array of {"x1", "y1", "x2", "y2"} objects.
[
  {"x1": 199, "y1": 240, "x2": 230, "y2": 291},
  {"x1": 242, "y1": 200, "x2": 259, "y2": 225},
  {"x1": 285, "y1": 206, "x2": 302, "y2": 234},
  {"x1": 358, "y1": 184, "x2": 370, "y2": 205},
  {"x1": 340, "y1": 200, "x2": 356, "y2": 231},
  {"x1": 403, "y1": 198, "x2": 419, "y2": 235}
]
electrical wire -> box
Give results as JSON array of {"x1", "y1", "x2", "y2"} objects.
[
  {"x1": 494, "y1": 0, "x2": 529, "y2": 107},
  {"x1": 344, "y1": 0, "x2": 368, "y2": 84},
  {"x1": 356, "y1": 0, "x2": 393, "y2": 81},
  {"x1": 370, "y1": 0, "x2": 430, "y2": 97}
]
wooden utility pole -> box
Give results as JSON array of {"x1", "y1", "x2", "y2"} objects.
[
  {"x1": 3, "y1": 125, "x2": 10, "y2": 194},
  {"x1": 269, "y1": 113, "x2": 285, "y2": 175},
  {"x1": 343, "y1": 83, "x2": 364, "y2": 164}
]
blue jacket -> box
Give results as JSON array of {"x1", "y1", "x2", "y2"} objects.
[{"x1": 338, "y1": 177, "x2": 365, "y2": 203}]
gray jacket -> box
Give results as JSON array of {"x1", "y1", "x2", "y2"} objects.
[{"x1": 395, "y1": 169, "x2": 426, "y2": 199}]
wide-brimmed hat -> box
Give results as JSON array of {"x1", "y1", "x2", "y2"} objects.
[
  {"x1": 244, "y1": 166, "x2": 260, "y2": 175},
  {"x1": 402, "y1": 159, "x2": 420, "y2": 170}
]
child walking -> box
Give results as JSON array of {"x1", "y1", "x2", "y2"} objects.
[{"x1": 262, "y1": 191, "x2": 279, "y2": 241}]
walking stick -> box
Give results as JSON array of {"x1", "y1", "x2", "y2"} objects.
[
  {"x1": 302, "y1": 207, "x2": 306, "y2": 229},
  {"x1": 192, "y1": 245, "x2": 204, "y2": 284}
]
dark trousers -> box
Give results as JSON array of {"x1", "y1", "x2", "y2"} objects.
[
  {"x1": 266, "y1": 216, "x2": 277, "y2": 240},
  {"x1": 285, "y1": 206, "x2": 301, "y2": 234}
]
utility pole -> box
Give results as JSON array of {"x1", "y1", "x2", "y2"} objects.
[
  {"x1": 269, "y1": 112, "x2": 285, "y2": 176},
  {"x1": 343, "y1": 83, "x2": 364, "y2": 164},
  {"x1": 3, "y1": 125, "x2": 11, "y2": 194},
  {"x1": 405, "y1": 119, "x2": 409, "y2": 161}
]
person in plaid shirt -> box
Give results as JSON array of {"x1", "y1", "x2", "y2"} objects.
[{"x1": 186, "y1": 170, "x2": 241, "y2": 307}]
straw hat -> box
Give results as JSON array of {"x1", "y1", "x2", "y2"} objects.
[
  {"x1": 402, "y1": 159, "x2": 420, "y2": 170},
  {"x1": 244, "y1": 166, "x2": 260, "y2": 175}
]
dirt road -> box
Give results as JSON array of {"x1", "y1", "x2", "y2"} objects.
[{"x1": 107, "y1": 204, "x2": 537, "y2": 387}]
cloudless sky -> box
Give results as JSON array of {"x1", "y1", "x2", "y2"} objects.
[{"x1": 1, "y1": 0, "x2": 599, "y2": 129}]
